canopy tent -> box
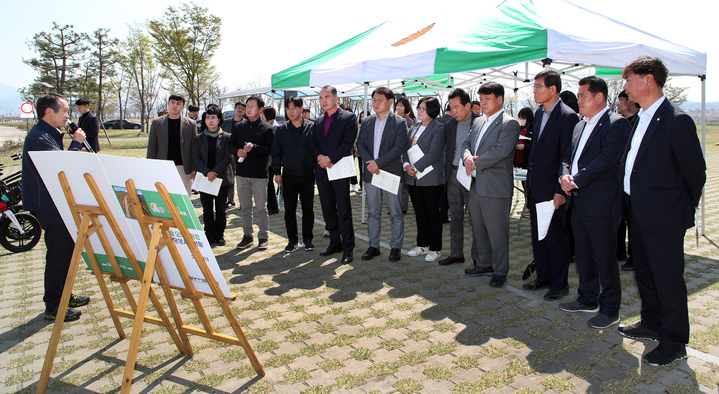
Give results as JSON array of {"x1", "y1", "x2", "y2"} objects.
[
  {"x1": 271, "y1": 0, "x2": 709, "y2": 233},
  {"x1": 271, "y1": 0, "x2": 706, "y2": 88}
]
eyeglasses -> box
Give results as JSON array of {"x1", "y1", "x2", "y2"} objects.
[
  {"x1": 417, "y1": 106, "x2": 427, "y2": 111},
  {"x1": 206, "y1": 115, "x2": 218, "y2": 120},
  {"x1": 533, "y1": 85, "x2": 547, "y2": 91}
]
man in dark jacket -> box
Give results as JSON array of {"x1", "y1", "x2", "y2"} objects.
[
  {"x1": 75, "y1": 98, "x2": 100, "y2": 152},
  {"x1": 311, "y1": 86, "x2": 358, "y2": 264},
  {"x1": 272, "y1": 96, "x2": 316, "y2": 253},
  {"x1": 229, "y1": 96, "x2": 274, "y2": 250},
  {"x1": 22, "y1": 93, "x2": 91, "y2": 321}
]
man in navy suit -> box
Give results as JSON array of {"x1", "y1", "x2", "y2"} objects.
[
  {"x1": 311, "y1": 85, "x2": 358, "y2": 263},
  {"x1": 523, "y1": 70, "x2": 578, "y2": 300},
  {"x1": 558, "y1": 76, "x2": 630, "y2": 329},
  {"x1": 618, "y1": 56, "x2": 705, "y2": 366}
]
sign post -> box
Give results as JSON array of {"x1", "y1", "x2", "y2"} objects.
[{"x1": 20, "y1": 102, "x2": 34, "y2": 132}]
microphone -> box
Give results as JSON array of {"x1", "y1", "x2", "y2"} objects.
[{"x1": 66, "y1": 120, "x2": 94, "y2": 153}]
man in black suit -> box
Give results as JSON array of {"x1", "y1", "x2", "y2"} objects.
[
  {"x1": 616, "y1": 89, "x2": 640, "y2": 269},
  {"x1": 440, "y1": 88, "x2": 478, "y2": 267},
  {"x1": 310, "y1": 85, "x2": 357, "y2": 263},
  {"x1": 75, "y1": 98, "x2": 100, "y2": 152},
  {"x1": 618, "y1": 56, "x2": 705, "y2": 366},
  {"x1": 356, "y1": 87, "x2": 407, "y2": 262},
  {"x1": 558, "y1": 76, "x2": 630, "y2": 329},
  {"x1": 523, "y1": 70, "x2": 578, "y2": 300}
]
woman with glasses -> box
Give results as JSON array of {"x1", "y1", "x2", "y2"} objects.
[
  {"x1": 192, "y1": 105, "x2": 234, "y2": 247},
  {"x1": 403, "y1": 97, "x2": 446, "y2": 262}
]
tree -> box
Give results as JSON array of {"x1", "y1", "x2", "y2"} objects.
[
  {"x1": 663, "y1": 78, "x2": 689, "y2": 106},
  {"x1": 91, "y1": 28, "x2": 119, "y2": 120},
  {"x1": 147, "y1": 2, "x2": 221, "y2": 106},
  {"x1": 120, "y1": 27, "x2": 163, "y2": 133},
  {"x1": 22, "y1": 23, "x2": 88, "y2": 97}
]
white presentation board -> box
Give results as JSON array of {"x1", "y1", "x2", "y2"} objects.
[{"x1": 30, "y1": 151, "x2": 233, "y2": 298}]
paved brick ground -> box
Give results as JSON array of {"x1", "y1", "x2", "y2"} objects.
[{"x1": 1, "y1": 144, "x2": 718, "y2": 393}]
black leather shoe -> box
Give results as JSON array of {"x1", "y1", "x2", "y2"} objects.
[
  {"x1": 361, "y1": 247, "x2": 381, "y2": 261},
  {"x1": 320, "y1": 245, "x2": 342, "y2": 256},
  {"x1": 523, "y1": 278, "x2": 551, "y2": 291},
  {"x1": 544, "y1": 285, "x2": 569, "y2": 300},
  {"x1": 439, "y1": 256, "x2": 464, "y2": 266},
  {"x1": 389, "y1": 248, "x2": 401, "y2": 262},
  {"x1": 342, "y1": 252, "x2": 353, "y2": 264},
  {"x1": 489, "y1": 275, "x2": 506, "y2": 288},
  {"x1": 464, "y1": 266, "x2": 494, "y2": 277},
  {"x1": 621, "y1": 258, "x2": 634, "y2": 271}
]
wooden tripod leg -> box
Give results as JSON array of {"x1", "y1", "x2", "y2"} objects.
[
  {"x1": 120, "y1": 223, "x2": 162, "y2": 394},
  {"x1": 36, "y1": 214, "x2": 92, "y2": 394},
  {"x1": 147, "y1": 288, "x2": 187, "y2": 355}
]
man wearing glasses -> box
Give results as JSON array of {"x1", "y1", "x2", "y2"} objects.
[{"x1": 523, "y1": 70, "x2": 578, "y2": 300}]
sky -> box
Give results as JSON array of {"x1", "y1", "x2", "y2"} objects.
[{"x1": 1, "y1": 0, "x2": 714, "y2": 114}]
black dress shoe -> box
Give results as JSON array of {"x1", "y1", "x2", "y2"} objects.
[
  {"x1": 320, "y1": 245, "x2": 342, "y2": 256},
  {"x1": 464, "y1": 266, "x2": 494, "y2": 277},
  {"x1": 342, "y1": 252, "x2": 353, "y2": 264},
  {"x1": 361, "y1": 247, "x2": 381, "y2": 261},
  {"x1": 438, "y1": 256, "x2": 465, "y2": 266},
  {"x1": 644, "y1": 345, "x2": 687, "y2": 366},
  {"x1": 389, "y1": 248, "x2": 401, "y2": 262},
  {"x1": 489, "y1": 275, "x2": 506, "y2": 288},
  {"x1": 544, "y1": 285, "x2": 569, "y2": 300},
  {"x1": 523, "y1": 278, "x2": 551, "y2": 291}
]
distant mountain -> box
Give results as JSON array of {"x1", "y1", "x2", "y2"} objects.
[
  {"x1": 0, "y1": 84, "x2": 24, "y2": 116},
  {"x1": 682, "y1": 101, "x2": 719, "y2": 112}
]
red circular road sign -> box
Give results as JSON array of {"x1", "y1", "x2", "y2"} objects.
[{"x1": 21, "y1": 102, "x2": 34, "y2": 114}]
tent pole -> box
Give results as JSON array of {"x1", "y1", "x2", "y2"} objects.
[
  {"x1": 700, "y1": 75, "x2": 706, "y2": 236},
  {"x1": 513, "y1": 71, "x2": 518, "y2": 117},
  {"x1": 362, "y1": 82, "x2": 369, "y2": 224}
]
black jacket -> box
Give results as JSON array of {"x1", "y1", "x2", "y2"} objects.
[
  {"x1": 78, "y1": 110, "x2": 100, "y2": 152},
  {"x1": 271, "y1": 119, "x2": 315, "y2": 176},
  {"x1": 229, "y1": 117, "x2": 274, "y2": 179},
  {"x1": 193, "y1": 131, "x2": 234, "y2": 186}
]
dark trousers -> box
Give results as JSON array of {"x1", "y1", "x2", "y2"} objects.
[
  {"x1": 408, "y1": 184, "x2": 443, "y2": 251},
  {"x1": 36, "y1": 210, "x2": 74, "y2": 311},
  {"x1": 529, "y1": 194, "x2": 570, "y2": 289},
  {"x1": 283, "y1": 172, "x2": 315, "y2": 244},
  {"x1": 630, "y1": 211, "x2": 689, "y2": 347},
  {"x1": 200, "y1": 185, "x2": 229, "y2": 242},
  {"x1": 267, "y1": 167, "x2": 278, "y2": 212},
  {"x1": 571, "y1": 204, "x2": 622, "y2": 316},
  {"x1": 317, "y1": 177, "x2": 354, "y2": 252}
]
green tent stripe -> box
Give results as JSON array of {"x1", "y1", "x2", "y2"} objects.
[
  {"x1": 435, "y1": 0, "x2": 548, "y2": 73},
  {"x1": 272, "y1": 22, "x2": 384, "y2": 89}
]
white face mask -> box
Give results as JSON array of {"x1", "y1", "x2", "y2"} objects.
[{"x1": 519, "y1": 118, "x2": 526, "y2": 127}]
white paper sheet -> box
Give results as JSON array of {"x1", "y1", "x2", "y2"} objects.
[
  {"x1": 536, "y1": 200, "x2": 555, "y2": 241},
  {"x1": 407, "y1": 145, "x2": 433, "y2": 180},
  {"x1": 192, "y1": 173, "x2": 223, "y2": 196},
  {"x1": 326, "y1": 155, "x2": 358, "y2": 181},
  {"x1": 370, "y1": 170, "x2": 401, "y2": 195},
  {"x1": 456, "y1": 164, "x2": 472, "y2": 191}
]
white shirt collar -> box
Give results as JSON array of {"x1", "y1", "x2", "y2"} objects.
[
  {"x1": 584, "y1": 106, "x2": 610, "y2": 126},
  {"x1": 638, "y1": 96, "x2": 666, "y2": 119}
]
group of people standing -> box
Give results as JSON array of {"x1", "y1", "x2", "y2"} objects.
[{"x1": 22, "y1": 54, "x2": 704, "y2": 369}]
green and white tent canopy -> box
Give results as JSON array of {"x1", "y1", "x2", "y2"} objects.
[{"x1": 271, "y1": 0, "x2": 706, "y2": 90}]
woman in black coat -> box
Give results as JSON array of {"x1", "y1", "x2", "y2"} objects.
[{"x1": 192, "y1": 105, "x2": 234, "y2": 246}]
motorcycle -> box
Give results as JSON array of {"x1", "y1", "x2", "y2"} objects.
[{"x1": 0, "y1": 154, "x2": 41, "y2": 253}]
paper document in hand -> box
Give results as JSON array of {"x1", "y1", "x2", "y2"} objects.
[
  {"x1": 370, "y1": 170, "x2": 401, "y2": 194},
  {"x1": 456, "y1": 165, "x2": 472, "y2": 191},
  {"x1": 192, "y1": 173, "x2": 223, "y2": 196},
  {"x1": 407, "y1": 145, "x2": 433, "y2": 180},
  {"x1": 326, "y1": 155, "x2": 357, "y2": 181},
  {"x1": 535, "y1": 200, "x2": 555, "y2": 241}
]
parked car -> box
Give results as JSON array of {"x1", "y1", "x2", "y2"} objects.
[{"x1": 103, "y1": 119, "x2": 142, "y2": 129}]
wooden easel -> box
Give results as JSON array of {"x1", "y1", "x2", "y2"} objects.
[{"x1": 37, "y1": 173, "x2": 263, "y2": 394}]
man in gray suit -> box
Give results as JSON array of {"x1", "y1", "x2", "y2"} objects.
[
  {"x1": 462, "y1": 82, "x2": 520, "y2": 287},
  {"x1": 147, "y1": 94, "x2": 198, "y2": 195},
  {"x1": 357, "y1": 87, "x2": 408, "y2": 262}
]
